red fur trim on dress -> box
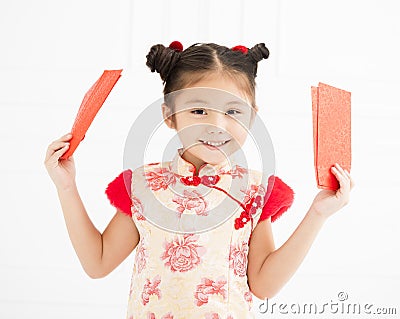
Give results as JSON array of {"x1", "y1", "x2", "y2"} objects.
[
  {"x1": 105, "y1": 169, "x2": 132, "y2": 217},
  {"x1": 258, "y1": 175, "x2": 295, "y2": 223}
]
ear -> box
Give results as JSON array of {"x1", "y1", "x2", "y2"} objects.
[{"x1": 161, "y1": 103, "x2": 175, "y2": 129}]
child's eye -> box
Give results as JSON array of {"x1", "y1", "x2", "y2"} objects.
[
  {"x1": 190, "y1": 109, "x2": 207, "y2": 115},
  {"x1": 226, "y1": 109, "x2": 241, "y2": 115}
]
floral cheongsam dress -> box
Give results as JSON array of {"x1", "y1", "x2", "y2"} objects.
[{"x1": 106, "y1": 148, "x2": 294, "y2": 319}]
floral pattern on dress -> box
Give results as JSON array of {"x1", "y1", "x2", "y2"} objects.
[
  {"x1": 144, "y1": 167, "x2": 177, "y2": 191},
  {"x1": 161, "y1": 234, "x2": 206, "y2": 272},
  {"x1": 172, "y1": 189, "x2": 208, "y2": 216},
  {"x1": 204, "y1": 313, "x2": 234, "y2": 319},
  {"x1": 141, "y1": 275, "x2": 162, "y2": 306},
  {"x1": 249, "y1": 185, "x2": 266, "y2": 216},
  {"x1": 245, "y1": 195, "x2": 263, "y2": 217},
  {"x1": 224, "y1": 165, "x2": 248, "y2": 179},
  {"x1": 147, "y1": 313, "x2": 174, "y2": 319},
  {"x1": 241, "y1": 184, "x2": 266, "y2": 215},
  {"x1": 194, "y1": 276, "x2": 227, "y2": 306},
  {"x1": 106, "y1": 149, "x2": 291, "y2": 318},
  {"x1": 135, "y1": 239, "x2": 148, "y2": 274},
  {"x1": 241, "y1": 184, "x2": 259, "y2": 204},
  {"x1": 229, "y1": 241, "x2": 249, "y2": 277},
  {"x1": 244, "y1": 290, "x2": 253, "y2": 310},
  {"x1": 132, "y1": 196, "x2": 146, "y2": 220}
]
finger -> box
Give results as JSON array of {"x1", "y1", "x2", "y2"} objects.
[
  {"x1": 51, "y1": 143, "x2": 70, "y2": 163},
  {"x1": 342, "y1": 169, "x2": 355, "y2": 189},
  {"x1": 46, "y1": 133, "x2": 72, "y2": 158},
  {"x1": 47, "y1": 143, "x2": 70, "y2": 166},
  {"x1": 46, "y1": 141, "x2": 70, "y2": 160},
  {"x1": 334, "y1": 163, "x2": 349, "y2": 178},
  {"x1": 349, "y1": 174, "x2": 355, "y2": 190},
  {"x1": 343, "y1": 168, "x2": 351, "y2": 177},
  {"x1": 59, "y1": 133, "x2": 73, "y2": 141},
  {"x1": 331, "y1": 165, "x2": 344, "y2": 180},
  {"x1": 54, "y1": 133, "x2": 73, "y2": 144},
  {"x1": 336, "y1": 164, "x2": 351, "y2": 185},
  {"x1": 331, "y1": 166, "x2": 350, "y2": 192}
]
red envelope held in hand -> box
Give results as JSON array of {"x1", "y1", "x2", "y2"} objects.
[
  {"x1": 311, "y1": 82, "x2": 351, "y2": 190},
  {"x1": 61, "y1": 69, "x2": 122, "y2": 160}
]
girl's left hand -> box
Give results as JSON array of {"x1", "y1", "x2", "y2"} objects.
[{"x1": 310, "y1": 163, "x2": 355, "y2": 219}]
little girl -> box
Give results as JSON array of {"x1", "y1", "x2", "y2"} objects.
[{"x1": 44, "y1": 42, "x2": 354, "y2": 319}]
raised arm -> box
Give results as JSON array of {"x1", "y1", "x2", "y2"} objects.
[
  {"x1": 247, "y1": 163, "x2": 354, "y2": 299},
  {"x1": 45, "y1": 133, "x2": 139, "y2": 278}
]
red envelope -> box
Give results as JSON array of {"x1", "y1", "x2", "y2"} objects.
[
  {"x1": 311, "y1": 82, "x2": 351, "y2": 190},
  {"x1": 61, "y1": 69, "x2": 122, "y2": 160}
]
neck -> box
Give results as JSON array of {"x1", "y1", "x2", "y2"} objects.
[{"x1": 180, "y1": 150, "x2": 205, "y2": 176}]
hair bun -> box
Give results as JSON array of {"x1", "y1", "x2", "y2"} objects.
[
  {"x1": 248, "y1": 43, "x2": 270, "y2": 63},
  {"x1": 146, "y1": 44, "x2": 181, "y2": 82}
]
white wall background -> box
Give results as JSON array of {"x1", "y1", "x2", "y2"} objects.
[{"x1": 1, "y1": 0, "x2": 399, "y2": 318}]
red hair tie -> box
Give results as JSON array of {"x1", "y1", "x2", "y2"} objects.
[
  {"x1": 169, "y1": 41, "x2": 183, "y2": 52},
  {"x1": 232, "y1": 45, "x2": 248, "y2": 54}
]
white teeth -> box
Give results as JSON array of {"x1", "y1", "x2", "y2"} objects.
[{"x1": 202, "y1": 140, "x2": 227, "y2": 147}]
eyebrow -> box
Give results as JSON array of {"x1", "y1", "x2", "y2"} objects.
[{"x1": 184, "y1": 99, "x2": 247, "y2": 107}]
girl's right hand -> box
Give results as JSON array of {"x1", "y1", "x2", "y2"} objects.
[{"x1": 44, "y1": 133, "x2": 76, "y2": 191}]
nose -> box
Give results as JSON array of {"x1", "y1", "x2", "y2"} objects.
[{"x1": 206, "y1": 110, "x2": 227, "y2": 134}]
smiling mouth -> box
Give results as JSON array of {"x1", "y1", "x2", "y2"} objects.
[{"x1": 199, "y1": 139, "x2": 230, "y2": 147}]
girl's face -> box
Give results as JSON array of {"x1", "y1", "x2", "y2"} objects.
[{"x1": 162, "y1": 74, "x2": 256, "y2": 169}]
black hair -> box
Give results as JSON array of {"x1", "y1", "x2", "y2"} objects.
[{"x1": 146, "y1": 42, "x2": 269, "y2": 107}]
